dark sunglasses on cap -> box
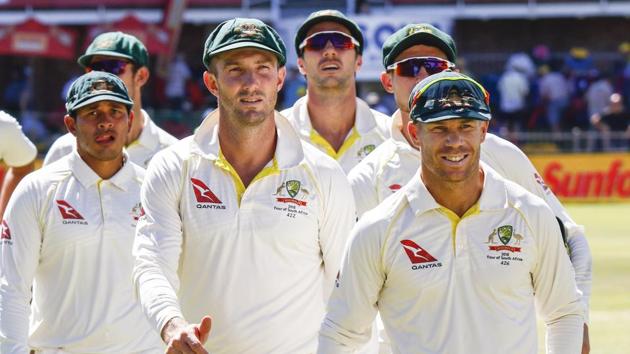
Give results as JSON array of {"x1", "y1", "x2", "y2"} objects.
[
  {"x1": 86, "y1": 59, "x2": 130, "y2": 76},
  {"x1": 299, "y1": 31, "x2": 360, "y2": 52},
  {"x1": 387, "y1": 56, "x2": 455, "y2": 77}
]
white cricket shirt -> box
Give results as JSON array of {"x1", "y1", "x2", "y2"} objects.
[
  {"x1": 348, "y1": 111, "x2": 592, "y2": 317},
  {"x1": 0, "y1": 111, "x2": 37, "y2": 167},
  {"x1": 133, "y1": 111, "x2": 356, "y2": 353},
  {"x1": 281, "y1": 96, "x2": 390, "y2": 173},
  {"x1": 0, "y1": 152, "x2": 162, "y2": 353},
  {"x1": 320, "y1": 165, "x2": 584, "y2": 354},
  {"x1": 44, "y1": 110, "x2": 178, "y2": 168}
]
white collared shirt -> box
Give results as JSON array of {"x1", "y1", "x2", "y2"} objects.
[
  {"x1": 133, "y1": 111, "x2": 356, "y2": 353},
  {"x1": 347, "y1": 111, "x2": 592, "y2": 318},
  {"x1": 44, "y1": 110, "x2": 178, "y2": 168},
  {"x1": 319, "y1": 165, "x2": 584, "y2": 354},
  {"x1": 0, "y1": 111, "x2": 37, "y2": 167},
  {"x1": 0, "y1": 152, "x2": 162, "y2": 353},
  {"x1": 281, "y1": 96, "x2": 390, "y2": 173}
]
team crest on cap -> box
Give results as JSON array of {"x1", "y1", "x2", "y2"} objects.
[
  {"x1": 315, "y1": 9, "x2": 338, "y2": 16},
  {"x1": 93, "y1": 38, "x2": 115, "y2": 49},
  {"x1": 407, "y1": 24, "x2": 433, "y2": 36},
  {"x1": 234, "y1": 23, "x2": 263, "y2": 40},
  {"x1": 90, "y1": 80, "x2": 115, "y2": 93},
  {"x1": 437, "y1": 88, "x2": 477, "y2": 110}
]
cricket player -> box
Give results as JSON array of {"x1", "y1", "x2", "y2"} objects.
[
  {"x1": 0, "y1": 111, "x2": 37, "y2": 218},
  {"x1": 347, "y1": 24, "x2": 592, "y2": 351},
  {"x1": 281, "y1": 10, "x2": 390, "y2": 173},
  {"x1": 0, "y1": 71, "x2": 162, "y2": 353},
  {"x1": 44, "y1": 31, "x2": 177, "y2": 168},
  {"x1": 132, "y1": 18, "x2": 355, "y2": 353},
  {"x1": 319, "y1": 72, "x2": 584, "y2": 353}
]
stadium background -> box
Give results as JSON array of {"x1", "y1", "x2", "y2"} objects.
[{"x1": 0, "y1": 1, "x2": 628, "y2": 352}]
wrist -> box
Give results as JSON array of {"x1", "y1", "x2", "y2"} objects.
[{"x1": 161, "y1": 316, "x2": 188, "y2": 343}]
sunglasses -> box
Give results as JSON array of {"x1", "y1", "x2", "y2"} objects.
[
  {"x1": 87, "y1": 59, "x2": 130, "y2": 76},
  {"x1": 387, "y1": 57, "x2": 455, "y2": 77},
  {"x1": 299, "y1": 31, "x2": 360, "y2": 52}
]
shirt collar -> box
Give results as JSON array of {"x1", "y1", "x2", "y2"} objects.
[
  {"x1": 405, "y1": 162, "x2": 508, "y2": 216},
  {"x1": 191, "y1": 109, "x2": 305, "y2": 170},
  {"x1": 67, "y1": 150, "x2": 135, "y2": 191},
  {"x1": 291, "y1": 95, "x2": 379, "y2": 136}
]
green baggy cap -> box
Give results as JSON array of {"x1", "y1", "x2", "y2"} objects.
[
  {"x1": 203, "y1": 18, "x2": 287, "y2": 69},
  {"x1": 409, "y1": 71, "x2": 491, "y2": 123},
  {"x1": 78, "y1": 31, "x2": 149, "y2": 68},
  {"x1": 382, "y1": 23, "x2": 456, "y2": 68},
  {"x1": 294, "y1": 9, "x2": 363, "y2": 56},
  {"x1": 66, "y1": 71, "x2": 133, "y2": 115}
]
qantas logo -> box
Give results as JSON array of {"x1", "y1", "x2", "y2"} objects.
[
  {"x1": 191, "y1": 178, "x2": 226, "y2": 209},
  {"x1": 400, "y1": 240, "x2": 442, "y2": 270},
  {"x1": 1, "y1": 220, "x2": 11, "y2": 241},
  {"x1": 56, "y1": 200, "x2": 88, "y2": 225}
]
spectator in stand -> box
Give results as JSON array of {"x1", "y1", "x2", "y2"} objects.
[
  {"x1": 591, "y1": 93, "x2": 630, "y2": 150},
  {"x1": 618, "y1": 42, "x2": 630, "y2": 108},
  {"x1": 497, "y1": 53, "x2": 531, "y2": 139},
  {"x1": 165, "y1": 53, "x2": 192, "y2": 111},
  {"x1": 538, "y1": 62, "x2": 570, "y2": 133},
  {"x1": 586, "y1": 70, "x2": 614, "y2": 119}
]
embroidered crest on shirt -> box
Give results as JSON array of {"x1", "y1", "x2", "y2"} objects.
[
  {"x1": 273, "y1": 180, "x2": 311, "y2": 218},
  {"x1": 486, "y1": 225, "x2": 525, "y2": 265},
  {"x1": 356, "y1": 144, "x2": 376, "y2": 160},
  {"x1": 274, "y1": 180, "x2": 309, "y2": 206}
]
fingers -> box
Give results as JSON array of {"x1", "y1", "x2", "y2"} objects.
[
  {"x1": 165, "y1": 329, "x2": 208, "y2": 354},
  {"x1": 196, "y1": 316, "x2": 212, "y2": 343}
]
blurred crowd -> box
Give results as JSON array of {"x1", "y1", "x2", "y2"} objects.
[{"x1": 3, "y1": 44, "x2": 630, "y2": 154}]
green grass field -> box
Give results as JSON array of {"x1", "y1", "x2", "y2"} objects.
[{"x1": 539, "y1": 203, "x2": 630, "y2": 354}]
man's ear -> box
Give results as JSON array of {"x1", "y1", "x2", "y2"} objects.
[
  {"x1": 203, "y1": 71, "x2": 219, "y2": 97},
  {"x1": 297, "y1": 57, "x2": 307, "y2": 76},
  {"x1": 480, "y1": 121, "x2": 489, "y2": 143},
  {"x1": 64, "y1": 115, "x2": 77, "y2": 136},
  {"x1": 277, "y1": 66, "x2": 287, "y2": 92},
  {"x1": 380, "y1": 71, "x2": 394, "y2": 94},
  {"x1": 134, "y1": 67, "x2": 150, "y2": 88},
  {"x1": 128, "y1": 110, "x2": 135, "y2": 133},
  {"x1": 355, "y1": 54, "x2": 363, "y2": 72},
  {"x1": 407, "y1": 121, "x2": 422, "y2": 149}
]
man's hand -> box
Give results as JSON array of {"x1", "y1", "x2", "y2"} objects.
[
  {"x1": 162, "y1": 316, "x2": 212, "y2": 354},
  {"x1": 582, "y1": 323, "x2": 590, "y2": 354}
]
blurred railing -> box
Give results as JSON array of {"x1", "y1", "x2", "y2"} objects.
[{"x1": 512, "y1": 130, "x2": 630, "y2": 155}]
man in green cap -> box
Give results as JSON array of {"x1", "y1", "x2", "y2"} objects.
[
  {"x1": 319, "y1": 71, "x2": 584, "y2": 353},
  {"x1": 347, "y1": 23, "x2": 592, "y2": 353},
  {"x1": 281, "y1": 9, "x2": 390, "y2": 173},
  {"x1": 44, "y1": 31, "x2": 177, "y2": 169},
  {"x1": 133, "y1": 18, "x2": 355, "y2": 353},
  {"x1": 0, "y1": 71, "x2": 162, "y2": 353}
]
